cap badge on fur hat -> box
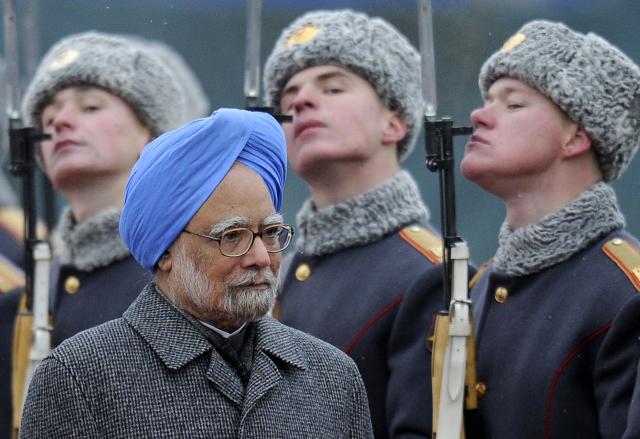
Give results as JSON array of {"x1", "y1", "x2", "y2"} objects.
[
  {"x1": 264, "y1": 9, "x2": 424, "y2": 161},
  {"x1": 48, "y1": 48, "x2": 79, "y2": 71},
  {"x1": 500, "y1": 32, "x2": 525, "y2": 53},
  {"x1": 286, "y1": 25, "x2": 320, "y2": 47}
]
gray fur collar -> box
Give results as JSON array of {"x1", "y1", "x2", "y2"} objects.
[
  {"x1": 295, "y1": 170, "x2": 429, "y2": 256},
  {"x1": 493, "y1": 182, "x2": 625, "y2": 276},
  {"x1": 53, "y1": 207, "x2": 131, "y2": 271}
]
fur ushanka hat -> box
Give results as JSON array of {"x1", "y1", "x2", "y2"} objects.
[
  {"x1": 480, "y1": 20, "x2": 640, "y2": 182},
  {"x1": 23, "y1": 31, "x2": 190, "y2": 137},
  {"x1": 264, "y1": 9, "x2": 423, "y2": 161}
]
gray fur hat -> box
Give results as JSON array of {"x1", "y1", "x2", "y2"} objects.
[
  {"x1": 480, "y1": 20, "x2": 640, "y2": 182},
  {"x1": 125, "y1": 35, "x2": 210, "y2": 123},
  {"x1": 22, "y1": 31, "x2": 189, "y2": 137},
  {"x1": 263, "y1": 9, "x2": 423, "y2": 161}
]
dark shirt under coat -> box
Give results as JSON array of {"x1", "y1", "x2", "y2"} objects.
[{"x1": 468, "y1": 230, "x2": 640, "y2": 438}]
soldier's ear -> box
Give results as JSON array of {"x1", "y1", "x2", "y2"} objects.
[
  {"x1": 381, "y1": 111, "x2": 407, "y2": 146},
  {"x1": 561, "y1": 125, "x2": 592, "y2": 159}
]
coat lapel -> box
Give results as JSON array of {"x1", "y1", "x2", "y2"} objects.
[
  {"x1": 123, "y1": 283, "x2": 211, "y2": 369},
  {"x1": 241, "y1": 317, "x2": 308, "y2": 417},
  {"x1": 205, "y1": 349, "x2": 245, "y2": 407}
]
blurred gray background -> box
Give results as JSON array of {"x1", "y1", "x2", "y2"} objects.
[{"x1": 4, "y1": 0, "x2": 639, "y2": 265}]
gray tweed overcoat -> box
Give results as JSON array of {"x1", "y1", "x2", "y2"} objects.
[{"x1": 19, "y1": 283, "x2": 373, "y2": 438}]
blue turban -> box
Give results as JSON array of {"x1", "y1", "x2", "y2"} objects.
[{"x1": 119, "y1": 108, "x2": 287, "y2": 271}]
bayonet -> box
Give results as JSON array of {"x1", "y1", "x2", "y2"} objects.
[
  {"x1": 243, "y1": 0, "x2": 291, "y2": 122},
  {"x1": 417, "y1": 0, "x2": 437, "y2": 118},
  {"x1": 244, "y1": 0, "x2": 261, "y2": 109}
]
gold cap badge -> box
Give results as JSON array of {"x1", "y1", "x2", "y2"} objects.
[
  {"x1": 49, "y1": 48, "x2": 80, "y2": 71},
  {"x1": 500, "y1": 32, "x2": 526, "y2": 53},
  {"x1": 287, "y1": 25, "x2": 320, "y2": 47}
]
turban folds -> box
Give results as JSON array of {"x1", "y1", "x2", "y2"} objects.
[{"x1": 120, "y1": 108, "x2": 287, "y2": 271}]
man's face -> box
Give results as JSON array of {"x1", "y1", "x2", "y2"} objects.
[
  {"x1": 279, "y1": 65, "x2": 405, "y2": 178},
  {"x1": 40, "y1": 86, "x2": 151, "y2": 191},
  {"x1": 162, "y1": 163, "x2": 282, "y2": 330},
  {"x1": 460, "y1": 77, "x2": 578, "y2": 197}
]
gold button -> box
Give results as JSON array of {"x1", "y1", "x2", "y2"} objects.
[
  {"x1": 295, "y1": 264, "x2": 311, "y2": 281},
  {"x1": 64, "y1": 276, "x2": 80, "y2": 294},
  {"x1": 494, "y1": 287, "x2": 508, "y2": 303},
  {"x1": 612, "y1": 238, "x2": 623, "y2": 246},
  {"x1": 475, "y1": 382, "x2": 488, "y2": 397}
]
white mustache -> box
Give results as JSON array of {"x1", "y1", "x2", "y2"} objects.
[{"x1": 226, "y1": 269, "x2": 277, "y2": 288}]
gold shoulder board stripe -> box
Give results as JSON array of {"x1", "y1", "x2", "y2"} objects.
[
  {"x1": 0, "y1": 207, "x2": 48, "y2": 241},
  {"x1": 603, "y1": 238, "x2": 640, "y2": 291},
  {"x1": 0, "y1": 255, "x2": 24, "y2": 293},
  {"x1": 0, "y1": 207, "x2": 25, "y2": 243},
  {"x1": 399, "y1": 226, "x2": 442, "y2": 265},
  {"x1": 469, "y1": 259, "x2": 492, "y2": 290}
]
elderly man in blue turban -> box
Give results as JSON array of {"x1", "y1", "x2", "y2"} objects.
[{"x1": 19, "y1": 108, "x2": 373, "y2": 438}]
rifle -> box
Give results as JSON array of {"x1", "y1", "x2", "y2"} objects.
[
  {"x1": 416, "y1": 1, "x2": 477, "y2": 437},
  {"x1": 243, "y1": 0, "x2": 291, "y2": 123},
  {"x1": 4, "y1": 0, "x2": 52, "y2": 434}
]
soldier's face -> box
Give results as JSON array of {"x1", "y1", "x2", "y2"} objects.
[
  {"x1": 279, "y1": 65, "x2": 405, "y2": 179},
  {"x1": 164, "y1": 163, "x2": 281, "y2": 330},
  {"x1": 460, "y1": 77, "x2": 579, "y2": 198},
  {"x1": 40, "y1": 86, "x2": 151, "y2": 191}
]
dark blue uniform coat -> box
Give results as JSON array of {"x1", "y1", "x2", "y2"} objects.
[
  {"x1": 623, "y1": 363, "x2": 640, "y2": 438},
  {"x1": 469, "y1": 230, "x2": 640, "y2": 438},
  {"x1": 0, "y1": 255, "x2": 149, "y2": 439},
  {"x1": 279, "y1": 226, "x2": 452, "y2": 439}
]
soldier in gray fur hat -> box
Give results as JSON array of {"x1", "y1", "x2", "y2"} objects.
[
  {"x1": 460, "y1": 20, "x2": 640, "y2": 438},
  {"x1": 0, "y1": 30, "x2": 209, "y2": 438},
  {"x1": 264, "y1": 9, "x2": 450, "y2": 438}
]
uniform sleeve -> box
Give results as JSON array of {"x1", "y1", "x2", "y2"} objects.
[
  {"x1": 622, "y1": 359, "x2": 640, "y2": 439},
  {"x1": 385, "y1": 264, "x2": 446, "y2": 438},
  {"x1": 19, "y1": 356, "x2": 101, "y2": 438},
  {"x1": 595, "y1": 293, "x2": 640, "y2": 439},
  {"x1": 347, "y1": 358, "x2": 374, "y2": 439}
]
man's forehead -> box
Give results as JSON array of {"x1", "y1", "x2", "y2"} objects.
[
  {"x1": 488, "y1": 77, "x2": 535, "y2": 96},
  {"x1": 286, "y1": 65, "x2": 353, "y2": 88}
]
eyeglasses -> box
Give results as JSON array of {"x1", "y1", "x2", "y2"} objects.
[{"x1": 182, "y1": 224, "x2": 294, "y2": 257}]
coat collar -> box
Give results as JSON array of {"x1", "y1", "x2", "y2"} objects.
[
  {"x1": 123, "y1": 283, "x2": 307, "y2": 371},
  {"x1": 294, "y1": 170, "x2": 429, "y2": 256},
  {"x1": 493, "y1": 182, "x2": 625, "y2": 276},
  {"x1": 53, "y1": 207, "x2": 131, "y2": 271}
]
